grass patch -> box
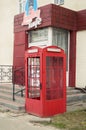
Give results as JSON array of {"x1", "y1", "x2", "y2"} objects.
[
  {"x1": 41, "y1": 121, "x2": 66, "y2": 129},
  {"x1": 40, "y1": 109, "x2": 86, "y2": 130}
]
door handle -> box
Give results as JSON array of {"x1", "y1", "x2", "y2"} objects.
[{"x1": 40, "y1": 83, "x2": 42, "y2": 89}]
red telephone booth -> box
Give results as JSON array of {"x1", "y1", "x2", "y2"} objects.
[{"x1": 25, "y1": 46, "x2": 66, "y2": 117}]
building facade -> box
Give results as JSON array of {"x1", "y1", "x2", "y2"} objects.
[{"x1": 0, "y1": 0, "x2": 86, "y2": 88}]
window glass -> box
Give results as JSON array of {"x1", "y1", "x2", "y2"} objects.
[
  {"x1": 28, "y1": 57, "x2": 40, "y2": 100},
  {"x1": 30, "y1": 28, "x2": 48, "y2": 43},
  {"x1": 54, "y1": 0, "x2": 64, "y2": 5},
  {"x1": 29, "y1": 0, "x2": 34, "y2": 7},
  {"x1": 52, "y1": 28, "x2": 68, "y2": 70},
  {"x1": 46, "y1": 56, "x2": 63, "y2": 100},
  {"x1": 19, "y1": 0, "x2": 26, "y2": 13},
  {"x1": 19, "y1": 0, "x2": 34, "y2": 13}
]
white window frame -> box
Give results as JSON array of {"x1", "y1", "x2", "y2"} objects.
[
  {"x1": 29, "y1": 27, "x2": 52, "y2": 47},
  {"x1": 19, "y1": 0, "x2": 26, "y2": 13},
  {"x1": 19, "y1": 0, "x2": 35, "y2": 14},
  {"x1": 54, "y1": 0, "x2": 64, "y2": 5}
]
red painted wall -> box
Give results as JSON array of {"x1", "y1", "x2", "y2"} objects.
[
  {"x1": 77, "y1": 10, "x2": 86, "y2": 30},
  {"x1": 69, "y1": 31, "x2": 76, "y2": 87},
  {"x1": 51, "y1": 4, "x2": 77, "y2": 30},
  {"x1": 14, "y1": 4, "x2": 77, "y2": 33},
  {"x1": 13, "y1": 31, "x2": 28, "y2": 67}
]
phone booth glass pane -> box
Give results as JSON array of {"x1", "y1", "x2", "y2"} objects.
[
  {"x1": 28, "y1": 57, "x2": 40, "y2": 100},
  {"x1": 46, "y1": 57, "x2": 63, "y2": 100}
]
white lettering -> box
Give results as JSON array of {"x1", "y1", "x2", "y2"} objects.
[{"x1": 28, "y1": 18, "x2": 42, "y2": 29}]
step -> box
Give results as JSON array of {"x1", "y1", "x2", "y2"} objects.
[
  {"x1": 0, "y1": 84, "x2": 25, "y2": 92},
  {"x1": 67, "y1": 93, "x2": 86, "y2": 103},
  {"x1": 0, "y1": 84, "x2": 25, "y2": 112},
  {"x1": 0, "y1": 84, "x2": 86, "y2": 113},
  {"x1": 0, "y1": 83, "x2": 13, "y2": 90},
  {"x1": 0, "y1": 84, "x2": 25, "y2": 99},
  {"x1": 0, "y1": 98, "x2": 25, "y2": 113},
  {"x1": 67, "y1": 90, "x2": 81, "y2": 95},
  {"x1": 0, "y1": 88, "x2": 25, "y2": 97},
  {"x1": 0, "y1": 92, "x2": 25, "y2": 104},
  {"x1": 67, "y1": 89, "x2": 81, "y2": 95},
  {"x1": 67, "y1": 100, "x2": 86, "y2": 112}
]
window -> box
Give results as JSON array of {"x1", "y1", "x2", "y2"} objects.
[
  {"x1": 52, "y1": 28, "x2": 68, "y2": 70},
  {"x1": 29, "y1": 28, "x2": 48, "y2": 43},
  {"x1": 19, "y1": 0, "x2": 26, "y2": 13},
  {"x1": 19, "y1": 0, "x2": 34, "y2": 13},
  {"x1": 54, "y1": 0, "x2": 64, "y2": 5},
  {"x1": 29, "y1": 0, "x2": 34, "y2": 7},
  {"x1": 28, "y1": 57, "x2": 40, "y2": 99}
]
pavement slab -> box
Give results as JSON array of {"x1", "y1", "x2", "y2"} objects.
[{"x1": 0, "y1": 112, "x2": 59, "y2": 130}]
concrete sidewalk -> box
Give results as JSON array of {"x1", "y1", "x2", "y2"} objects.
[
  {"x1": 0, "y1": 101, "x2": 86, "y2": 130},
  {"x1": 0, "y1": 112, "x2": 58, "y2": 130}
]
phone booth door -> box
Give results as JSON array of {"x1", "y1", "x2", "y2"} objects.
[
  {"x1": 41, "y1": 47, "x2": 66, "y2": 117},
  {"x1": 43, "y1": 55, "x2": 66, "y2": 117},
  {"x1": 25, "y1": 50, "x2": 43, "y2": 116}
]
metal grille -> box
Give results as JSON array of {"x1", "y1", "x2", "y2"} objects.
[
  {"x1": 0, "y1": 65, "x2": 12, "y2": 83},
  {"x1": 0, "y1": 65, "x2": 25, "y2": 101}
]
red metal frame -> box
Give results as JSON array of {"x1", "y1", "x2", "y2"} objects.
[{"x1": 25, "y1": 46, "x2": 66, "y2": 117}]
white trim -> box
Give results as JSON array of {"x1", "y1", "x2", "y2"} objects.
[
  {"x1": 28, "y1": 49, "x2": 38, "y2": 53},
  {"x1": 47, "y1": 48, "x2": 61, "y2": 52},
  {"x1": 66, "y1": 32, "x2": 70, "y2": 87},
  {"x1": 48, "y1": 27, "x2": 53, "y2": 46},
  {"x1": 29, "y1": 40, "x2": 48, "y2": 47}
]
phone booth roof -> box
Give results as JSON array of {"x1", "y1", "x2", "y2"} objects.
[{"x1": 25, "y1": 45, "x2": 65, "y2": 55}]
